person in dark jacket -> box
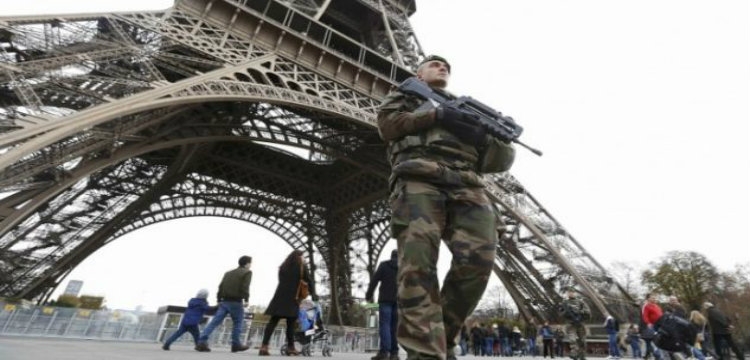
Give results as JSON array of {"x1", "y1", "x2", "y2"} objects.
[
  {"x1": 554, "y1": 326, "x2": 566, "y2": 357},
  {"x1": 471, "y1": 323, "x2": 483, "y2": 356},
  {"x1": 162, "y1": 288, "x2": 211, "y2": 350},
  {"x1": 459, "y1": 324, "x2": 469, "y2": 356},
  {"x1": 498, "y1": 321, "x2": 511, "y2": 356},
  {"x1": 626, "y1": 324, "x2": 642, "y2": 359},
  {"x1": 365, "y1": 249, "x2": 399, "y2": 360},
  {"x1": 526, "y1": 320, "x2": 538, "y2": 356},
  {"x1": 195, "y1": 255, "x2": 252, "y2": 353},
  {"x1": 540, "y1": 321, "x2": 555, "y2": 358},
  {"x1": 703, "y1": 302, "x2": 744, "y2": 360},
  {"x1": 665, "y1": 296, "x2": 687, "y2": 319},
  {"x1": 259, "y1": 250, "x2": 316, "y2": 356},
  {"x1": 604, "y1": 314, "x2": 622, "y2": 359}
]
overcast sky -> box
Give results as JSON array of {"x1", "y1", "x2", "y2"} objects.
[{"x1": 4, "y1": 1, "x2": 748, "y2": 312}]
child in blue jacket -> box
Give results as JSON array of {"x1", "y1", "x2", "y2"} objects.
[{"x1": 162, "y1": 289, "x2": 211, "y2": 350}]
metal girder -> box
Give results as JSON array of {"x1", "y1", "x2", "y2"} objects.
[{"x1": 0, "y1": 0, "x2": 633, "y2": 326}]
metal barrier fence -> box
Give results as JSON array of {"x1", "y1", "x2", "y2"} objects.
[{"x1": 0, "y1": 300, "x2": 379, "y2": 353}]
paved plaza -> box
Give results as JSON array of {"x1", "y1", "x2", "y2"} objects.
[
  {"x1": 1, "y1": 336, "x2": 345, "y2": 360},
  {"x1": 0, "y1": 336, "x2": 604, "y2": 360},
  {"x1": 3, "y1": 336, "x2": 337, "y2": 359}
]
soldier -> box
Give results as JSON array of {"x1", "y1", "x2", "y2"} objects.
[
  {"x1": 376, "y1": 55, "x2": 516, "y2": 360},
  {"x1": 559, "y1": 288, "x2": 591, "y2": 360}
]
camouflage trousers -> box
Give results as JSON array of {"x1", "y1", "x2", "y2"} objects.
[
  {"x1": 389, "y1": 180, "x2": 497, "y2": 360},
  {"x1": 565, "y1": 323, "x2": 587, "y2": 360}
]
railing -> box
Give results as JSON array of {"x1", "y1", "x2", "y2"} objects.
[{"x1": 0, "y1": 300, "x2": 379, "y2": 353}]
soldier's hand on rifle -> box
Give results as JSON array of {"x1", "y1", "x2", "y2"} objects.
[{"x1": 435, "y1": 104, "x2": 486, "y2": 144}]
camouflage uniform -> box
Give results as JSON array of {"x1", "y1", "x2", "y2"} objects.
[
  {"x1": 560, "y1": 295, "x2": 591, "y2": 360},
  {"x1": 377, "y1": 78, "x2": 515, "y2": 360}
]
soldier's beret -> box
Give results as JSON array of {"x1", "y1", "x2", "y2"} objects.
[{"x1": 419, "y1": 55, "x2": 451, "y2": 73}]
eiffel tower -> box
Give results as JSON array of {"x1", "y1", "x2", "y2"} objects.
[{"x1": 0, "y1": 0, "x2": 635, "y2": 325}]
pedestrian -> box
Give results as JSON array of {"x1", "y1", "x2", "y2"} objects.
[
  {"x1": 689, "y1": 310, "x2": 713, "y2": 359},
  {"x1": 484, "y1": 324, "x2": 496, "y2": 356},
  {"x1": 703, "y1": 302, "x2": 744, "y2": 360},
  {"x1": 665, "y1": 296, "x2": 687, "y2": 319},
  {"x1": 376, "y1": 54, "x2": 516, "y2": 360},
  {"x1": 554, "y1": 326, "x2": 566, "y2": 357},
  {"x1": 492, "y1": 324, "x2": 501, "y2": 356},
  {"x1": 540, "y1": 321, "x2": 555, "y2": 358},
  {"x1": 605, "y1": 314, "x2": 622, "y2": 359},
  {"x1": 459, "y1": 324, "x2": 469, "y2": 356},
  {"x1": 195, "y1": 255, "x2": 253, "y2": 353},
  {"x1": 471, "y1": 323, "x2": 483, "y2": 356},
  {"x1": 559, "y1": 288, "x2": 591, "y2": 360},
  {"x1": 626, "y1": 324, "x2": 641, "y2": 359},
  {"x1": 512, "y1": 325, "x2": 523, "y2": 355},
  {"x1": 162, "y1": 288, "x2": 211, "y2": 351},
  {"x1": 498, "y1": 321, "x2": 512, "y2": 356},
  {"x1": 258, "y1": 250, "x2": 317, "y2": 356},
  {"x1": 641, "y1": 293, "x2": 663, "y2": 360},
  {"x1": 527, "y1": 320, "x2": 538, "y2": 356},
  {"x1": 365, "y1": 249, "x2": 400, "y2": 360}
]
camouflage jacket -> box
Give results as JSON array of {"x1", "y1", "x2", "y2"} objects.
[
  {"x1": 560, "y1": 297, "x2": 591, "y2": 324},
  {"x1": 377, "y1": 89, "x2": 515, "y2": 188}
]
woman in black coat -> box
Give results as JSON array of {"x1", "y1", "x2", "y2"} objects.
[{"x1": 258, "y1": 250, "x2": 316, "y2": 356}]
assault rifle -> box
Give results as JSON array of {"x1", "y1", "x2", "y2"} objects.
[
  {"x1": 398, "y1": 77, "x2": 543, "y2": 156},
  {"x1": 558, "y1": 302, "x2": 583, "y2": 325}
]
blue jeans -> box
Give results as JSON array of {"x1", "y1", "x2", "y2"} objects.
[
  {"x1": 378, "y1": 302, "x2": 399, "y2": 354},
  {"x1": 691, "y1": 346, "x2": 706, "y2": 360},
  {"x1": 528, "y1": 337, "x2": 537, "y2": 356},
  {"x1": 504, "y1": 338, "x2": 513, "y2": 356},
  {"x1": 198, "y1": 301, "x2": 245, "y2": 346},
  {"x1": 609, "y1": 333, "x2": 621, "y2": 357},
  {"x1": 644, "y1": 339, "x2": 662, "y2": 360},
  {"x1": 630, "y1": 338, "x2": 642, "y2": 358},
  {"x1": 164, "y1": 323, "x2": 200, "y2": 346},
  {"x1": 483, "y1": 337, "x2": 494, "y2": 356}
]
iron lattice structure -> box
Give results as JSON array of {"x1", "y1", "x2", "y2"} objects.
[{"x1": 0, "y1": 0, "x2": 636, "y2": 325}]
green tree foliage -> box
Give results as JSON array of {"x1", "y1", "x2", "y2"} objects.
[
  {"x1": 78, "y1": 295, "x2": 105, "y2": 310},
  {"x1": 641, "y1": 251, "x2": 719, "y2": 310},
  {"x1": 55, "y1": 294, "x2": 80, "y2": 308}
]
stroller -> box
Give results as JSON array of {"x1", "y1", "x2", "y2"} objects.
[{"x1": 280, "y1": 300, "x2": 332, "y2": 357}]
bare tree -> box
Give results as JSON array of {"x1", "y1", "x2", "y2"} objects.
[
  {"x1": 476, "y1": 284, "x2": 516, "y2": 318},
  {"x1": 608, "y1": 260, "x2": 645, "y2": 299}
]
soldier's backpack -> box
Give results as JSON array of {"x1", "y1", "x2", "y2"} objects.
[{"x1": 653, "y1": 313, "x2": 696, "y2": 352}]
